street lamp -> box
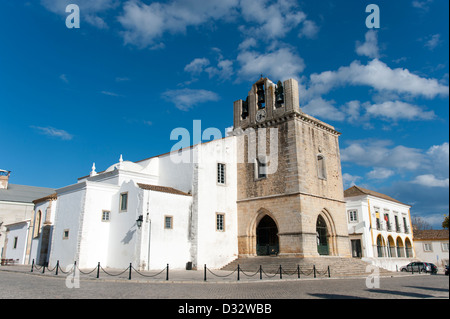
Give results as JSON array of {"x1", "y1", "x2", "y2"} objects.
[{"x1": 136, "y1": 215, "x2": 144, "y2": 229}]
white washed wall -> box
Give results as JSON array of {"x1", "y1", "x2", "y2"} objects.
[
  {"x1": 77, "y1": 182, "x2": 118, "y2": 268},
  {"x1": 4, "y1": 221, "x2": 29, "y2": 264},
  {"x1": 106, "y1": 180, "x2": 142, "y2": 269},
  {"x1": 196, "y1": 137, "x2": 238, "y2": 269},
  {"x1": 140, "y1": 190, "x2": 192, "y2": 270},
  {"x1": 48, "y1": 185, "x2": 86, "y2": 269}
]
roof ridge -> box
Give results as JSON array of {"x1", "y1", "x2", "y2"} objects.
[{"x1": 137, "y1": 183, "x2": 191, "y2": 196}]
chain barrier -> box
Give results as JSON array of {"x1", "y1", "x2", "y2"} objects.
[
  {"x1": 29, "y1": 259, "x2": 169, "y2": 281},
  {"x1": 203, "y1": 263, "x2": 331, "y2": 281},
  {"x1": 29, "y1": 259, "x2": 332, "y2": 282}
]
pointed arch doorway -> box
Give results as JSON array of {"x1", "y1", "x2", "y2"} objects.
[
  {"x1": 256, "y1": 215, "x2": 279, "y2": 256},
  {"x1": 316, "y1": 215, "x2": 329, "y2": 256}
]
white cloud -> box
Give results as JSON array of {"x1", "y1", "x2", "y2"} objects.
[
  {"x1": 161, "y1": 88, "x2": 220, "y2": 111},
  {"x1": 366, "y1": 167, "x2": 395, "y2": 180},
  {"x1": 412, "y1": 0, "x2": 433, "y2": 10},
  {"x1": 301, "y1": 97, "x2": 346, "y2": 121},
  {"x1": 341, "y1": 100, "x2": 361, "y2": 122},
  {"x1": 342, "y1": 140, "x2": 449, "y2": 189},
  {"x1": 364, "y1": 100, "x2": 435, "y2": 121},
  {"x1": 206, "y1": 59, "x2": 234, "y2": 80},
  {"x1": 184, "y1": 55, "x2": 233, "y2": 81},
  {"x1": 238, "y1": 38, "x2": 258, "y2": 51},
  {"x1": 424, "y1": 34, "x2": 441, "y2": 50},
  {"x1": 31, "y1": 126, "x2": 73, "y2": 140},
  {"x1": 412, "y1": 174, "x2": 449, "y2": 187},
  {"x1": 184, "y1": 58, "x2": 211, "y2": 74},
  {"x1": 239, "y1": 0, "x2": 306, "y2": 41},
  {"x1": 342, "y1": 173, "x2": 362, "y2": 188},
  {"x1": 100, "y1": 91, "x2": 123, "y2": 97},
  {"x1": 302, "y1": 98, "x2": 435, "y2": 124},
  {"x1": 355, "y1": 30, "x2": 380, "y2": 59},
  {"x1": 118, "y1": 0, "x2": 238, "y2": 47},
  {"x1": 304, "y1": 59, "x2": 449, "y2": 101},
  {"x1": 298, "y1": 20, "x2": 319, "y2": 39},
  {"x1": 59, "y1": 74, "x2": 69, "y2": 83},
  {"x1": 237, "y1": 47, "x2": 305, "y2": 82},
  {"x1": 341, "y1": 139, "x2": 426, "y2": 171},
  {"x1": 115, "y1": 77, "x2": 130, "y2": 82}
]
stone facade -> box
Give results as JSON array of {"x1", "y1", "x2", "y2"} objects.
[{"x1": 233, "y1": 77, "x2": 351, "y2": 258}]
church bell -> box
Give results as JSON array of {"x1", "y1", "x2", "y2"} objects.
[{"x1": 257, "y1": 84, "x2": 265, "y2": 103}]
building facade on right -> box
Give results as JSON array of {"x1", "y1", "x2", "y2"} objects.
[
  {"x1": 413, "y1": 229, "x2": 449, "y2": 271},
  {"x1": 344, "y1": 185, "x2": 415, "y2": 271}
]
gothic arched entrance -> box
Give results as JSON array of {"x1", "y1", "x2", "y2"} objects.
[
  {"x1": 316, "y1": 215, "x2": 329, "y2": 255},
  {"x1": 256, "y1": 215, "x2": 279, "y2": 256}
]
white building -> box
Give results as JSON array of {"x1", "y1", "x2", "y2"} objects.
[
  {"x1": 344, "y1": 185, "x2": 415, "y2": 271},
  {"x1": 413, "y1": 229, "x2": 449, "y2": 271},
  {"x1": 2, "y1": 220, "x2": 30, "y2": 264},
  {"x1": 0, "y1": 169, "x2": 54, "y2": 263},
  {"x1": 42, "y1": 136, "x2": 238, "y2": 271}
]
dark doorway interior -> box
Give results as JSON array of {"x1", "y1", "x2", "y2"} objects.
[
  {"x1": 316, "y1": 216, "x2": 329, "y2": 255},
  {"x1": 351, "y1": 239, "x2": 362, "y2": 258},
  {"x1": 256, "y1": 215, "x2": 279, "y2": 256}
]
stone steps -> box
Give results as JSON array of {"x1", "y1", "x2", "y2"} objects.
[{"x1": 221, "y1": 256, "x2": 397, "y2": 277}]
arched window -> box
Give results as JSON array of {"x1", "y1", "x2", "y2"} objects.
[
  {"x1": 376, "y1": 235, "x2": 385, "y2": 257},
  {"x1": 387, "y1": 236, "x2": 396, "y2": 258},
  {"x1": 405, "y1": 238, "x2": 413, "y2": 257},
  {"x1": 396, "y1": 237, "x2": 405, "y2": 257}
]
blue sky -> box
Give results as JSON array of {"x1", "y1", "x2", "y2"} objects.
[{"x1": 0, "y1": 0, "x2": 448, "y2": 228}]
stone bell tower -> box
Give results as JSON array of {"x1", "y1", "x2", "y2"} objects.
[{"x1": 232, "y1": 77, "x2": 351, "y2": 258}]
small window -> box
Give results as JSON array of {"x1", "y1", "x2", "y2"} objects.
[
  {"x1": 217, "y1": 163, "x2": 226, "y2": 184},
  {"x1": 255, "y1": 157, "x2": 267, "y2": 179},
  {"x1": 102, "y1": 210, "x2": 110, "y2": 222},
  {"x1": 423, "y1": 243, "x2": 432, "y2": 252},
  {"x1": 164, "y1": 216, "x2": 173, "y2": 229},
  {"x1": 317, "y1": 155, "x2": 326, "y2": 179},
  {"x1": 120, "y1": 192, "x2": 128, "y2": 212},
  {"x1": 442, "y1": 243, "x2": 449, "y2": 252},
  {"x1": 348, "y1": 210, "x2": 358, "y2": 223},
  {"x1": 216, "y1": 213, "x2": 225, "y2": 231},
  {"x1": 63, "y1": 229, "x2": 69, "y2": 240},
  {"x1": 13, "y1": 237, "x2": 18, "y2": 249}
]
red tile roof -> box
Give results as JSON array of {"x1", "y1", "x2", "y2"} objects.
[
  {"x1": 413, "y1": 229, "x2": 449, "y2": 241},
  {"x1": 344, "y1": 185, "x2": 409, "y2": 206},
  {"x1": 137, "y1": 183, "x2": 191, "y2": 196}
]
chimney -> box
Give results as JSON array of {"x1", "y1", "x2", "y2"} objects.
[{"x1": 0, "y1": 170, "x2": 11, "y2": 189}]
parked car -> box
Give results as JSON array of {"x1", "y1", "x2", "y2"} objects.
[
  {"x1": 400, "y1": 262, "x2": 433, "y2": 273},
  {"x1": 427, "y1": 263, "x2": 438, "y2": 274},
  {"x1": 445, "y1": 265, "x2": 449, "y2": 276}
]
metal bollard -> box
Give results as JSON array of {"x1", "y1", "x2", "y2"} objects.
[
  {"x1": 56, "y1": 261, "x2": 59, "y2": 276},
  {"x1": 259, "y1": 265, "x2": 262, "y2": 280},
  {"x1": 128, "y1": 263, "x2": 132, "y2": 280},
  {"x1": 313, "y1": 265, "x2": 316, "y2": 278},
  {"x1": 279, "y1": 265, "x2": 282, "y2": 279},
  {"x1": 97, "y1": 262, "x2": 100, "y2": 279},
  {"x1": 204, "y1": 264, "x2": 207, "y2": 281},
  {"x1": 237, "y1": 264, "x2": 240, "y2": 281},
  {"x1": 31, "y1": 259, "x2": 34, "y2": 272},
  {"x1": 166, "y1": 264, "x2": 169, "y2": 281}
]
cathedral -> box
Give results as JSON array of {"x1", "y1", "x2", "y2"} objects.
[{"x1": 28, "y1": 77, "x2": 351, "y2": 271}]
